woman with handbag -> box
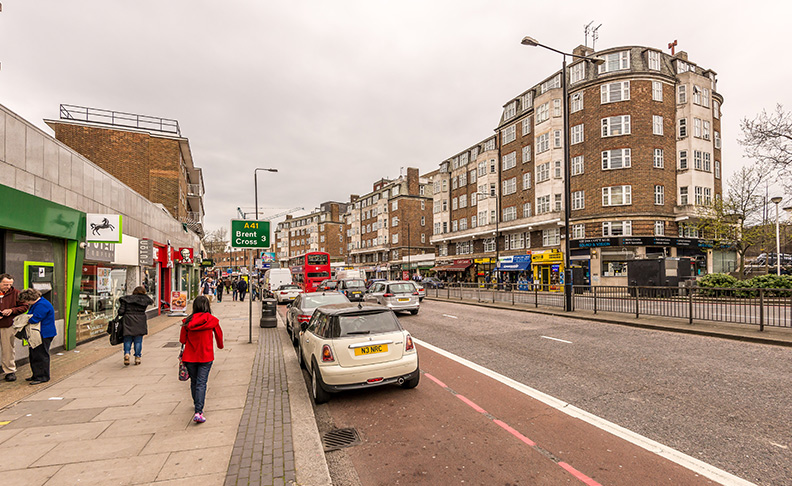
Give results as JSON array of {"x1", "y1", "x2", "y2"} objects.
[
  {"x1": 118, "y1": 286, "x2": 154, "y2": 366},
  {"x1": 179, "y1": 295, "x2": 223, "y2": 423},
  {"x1": 18, "y1": 289, "x2": 56, "y2": 385}
]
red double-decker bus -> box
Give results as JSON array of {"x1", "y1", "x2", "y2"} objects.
[{"x1": 288, "y1": 251, "x2": 331, "y2": 293}]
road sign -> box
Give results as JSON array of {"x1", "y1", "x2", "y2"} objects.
[{"x1": 231, "y1": 219, "x2": 270, "y2": 249}]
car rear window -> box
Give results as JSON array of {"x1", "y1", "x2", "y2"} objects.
[
  {"x1": 334, "y1": 311, "x2": 402, "y2": 338},
  {"x1": 323, "y1": 281, "x2": 338, "y2": 289},
  {"x1": 345, "y1": 280, "x2": 365, "y2": 288},
  {"x1": 304, "y1": 294, "x2": 348, "y2": 309},
  {"x1": 279, "y1": 285, "x2": 300, "y2": 290},
  {"x1": 388, "y1": 283, "x2": 414, "y2": 294}
]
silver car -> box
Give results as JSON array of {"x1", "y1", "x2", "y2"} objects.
[{"x1": 364, "y1": 280, "x2": 420, "y2": 315}]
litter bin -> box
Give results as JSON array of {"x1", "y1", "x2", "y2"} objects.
[{"x1": 260, "y1": 298, "x2": 277, "y2": 328}]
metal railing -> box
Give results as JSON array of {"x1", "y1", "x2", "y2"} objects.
[
  {"x1": 426, "y1": 283, "x2": 792, "y2": 330},
  {"x1": 60, "y1": 104, "x2": 181, "y2": 136},
  {"x1": 186, "y1": 183, "x2": 203, "y2": 197}
]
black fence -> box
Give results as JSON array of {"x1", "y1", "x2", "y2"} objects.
[{"x1": 426, "y1": 283, "x2": 792, "y2": 330}]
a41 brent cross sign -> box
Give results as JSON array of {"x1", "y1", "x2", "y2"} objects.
[{"x1": 230, "y1": 219, "x2": 270, "y2": 248}]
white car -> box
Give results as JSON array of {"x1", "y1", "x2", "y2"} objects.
[
  {"x1": 409, "y1": 281, "x2": 426, "y2": 301},
  {"x1": 274, "y1": 284, "x2": 302, "y2": 304},
  {"x1": 297, "y1": 302, "x2": 420, "y2": 404},
  {"x1": 364, "y1": 280, "x2": 420, "y2": 314}
]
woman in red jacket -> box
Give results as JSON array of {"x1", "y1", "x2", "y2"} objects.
[{"x1": 179, "y1": 295, "x2": 223, "y2": 423}]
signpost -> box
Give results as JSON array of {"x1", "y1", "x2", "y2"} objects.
[{"x1": 231, "y1": 219, "x2": 271, "y2": 344}]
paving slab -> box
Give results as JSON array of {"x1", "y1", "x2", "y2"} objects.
[
  {"x1": 57, "y1": 392, "x2": 144, "y2": 410},
  {"x1": 157, "y1": 445, "x2": 235, "y2": 481},
  {"x1": 90, "y1": 401, "x2": 180, "y2": 421},
  {"x1": 2, "y1": 421, "x2": 111, "y2": 446},
  {"x1": 43, "y1": 452, "x2": 169, "y2": 486},
  {"x1": 98, "y1": 413, "x2": 191, "y2": 438},
  {"x1": 1, "y1": 408, "x2": 105, "y2": 429},
  {"x1": 151, "y1": 472, "x2": 226, "y2": 486},
  {"x1": 4, "y1": 464, "x2": 61, "y2": 486},
  {"x1": 141, "y1": 427, "x2": 238, "y2": 455},
  {"x1": 0, "y1": 443, "x2": 56, "y2": 471},
  {"x1": 31, "y1": 434, "x2": 152, "y2": 466}
]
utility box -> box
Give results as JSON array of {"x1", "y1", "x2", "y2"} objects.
[{"x1": 627, "y1": 258, "x2": 693, "y2": 296}]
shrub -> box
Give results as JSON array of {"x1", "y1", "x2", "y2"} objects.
[{"x1": 698, "y1": 273, "x2": 738, "y2": 289}]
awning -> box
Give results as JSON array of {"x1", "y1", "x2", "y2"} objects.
[
  {"x1": 430, "y1": 265, "x2": 451, "y2": 272},
  {"x1": 497, "y1": 261, "x2": 531, "y2": 271},
  {"x1": 445, "y1": 262, "x2": 473, "y2": 272}
]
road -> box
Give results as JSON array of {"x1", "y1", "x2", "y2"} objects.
[{"x1": 281, "y1": 300, "x2": 792, "y2": 485}]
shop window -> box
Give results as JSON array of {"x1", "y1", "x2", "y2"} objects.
[{"x1": 603, "y1": 261, "x2": 628, "y2": 277}]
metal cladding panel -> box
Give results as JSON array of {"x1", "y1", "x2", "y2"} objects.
[{"x1": 0, "y1": 183, "x2": 85, "y2": 240}]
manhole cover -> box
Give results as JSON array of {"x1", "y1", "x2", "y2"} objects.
[
  {"x1": 322, "y1": 428, "x2": 361, "y2": 452},
  {"x1": 162, "y1": 342, "x2": 181, "y2": 348}
]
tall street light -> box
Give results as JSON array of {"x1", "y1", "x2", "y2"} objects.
[
  {"x1": 521, "y1": 36, "x2": 603, "y2": 312},
  {"x1": 251, "y1": 168, "x2": 277, "y2": 344},
  {"x1": 771, "y1": 196, "x2": 783, "y2": 276},
  {"x1": 254, "y1": 168, "x2": 279, "y2": 219}
]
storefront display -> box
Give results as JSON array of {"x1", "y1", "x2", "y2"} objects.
[
  {"x1": 77, "y1": 245, "x2": 127, "y2": 342},
  {"x1": 531, "y1": 249, "x2": 564, "y2": 291}
]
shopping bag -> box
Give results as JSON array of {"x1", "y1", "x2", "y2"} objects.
[
  {"x1": 178, "y1": 345, "x2": 190, "y2": 381},
  {"x1": 107, "y1": 316, "x2": 123, "y2": 346}
]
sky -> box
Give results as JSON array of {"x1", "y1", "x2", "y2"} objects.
[{"x1": 1, "y1": 1, "x2": 790, "y2": 234}]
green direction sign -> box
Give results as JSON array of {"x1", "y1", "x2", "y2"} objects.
[{"x1": 231, "y1": 219, "x2": 270, "y2": 248}]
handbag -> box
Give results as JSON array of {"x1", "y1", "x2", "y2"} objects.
[
  {"x1": 178, "y1": 345, "x2": 190, "y2": 381},
  {"x1": 107, "y1": 316, "x2": 123, "y2": 346}
]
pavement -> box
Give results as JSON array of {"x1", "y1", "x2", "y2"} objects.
[{"x1": 0, "y1": 299, "x2": 331, "y2": 486}]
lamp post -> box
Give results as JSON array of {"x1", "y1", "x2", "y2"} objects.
[
  {"x1": 521, "y1": 36, "x2": 603, "y2": 312},
  {"x1": 771, "y1": 196, "x2": 783, "y2": 275},
  {"x1": 251, "y1": 168, "x2": 277, "y2": 343}
]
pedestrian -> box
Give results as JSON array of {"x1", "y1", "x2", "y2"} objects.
[
  {"x1": 0, "y1": 274, "x2": 29, "y2": 382},
  {"x1": 179, "y1": 295, "x2": 223, "y2": 424},
  {"x1": 216, "y1": 278, "x2": 224, "y2": 302},
  {"x1": 18, "y1": 289, "x2": 55, "y2": 385},
  {"x1": 237, "y1": 277, "x2": 248, "y2": 301},
  {"x1": 118, "y1": 286, "x2": 154, "y2": 366},
  {"x1": 232, "y1": 278, "x2": 239, "y2": 301},
  {"x1": 201, "y1": 277, "x2": 214, "y2": 303}
]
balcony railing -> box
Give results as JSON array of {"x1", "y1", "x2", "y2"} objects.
[
  {"x1": 60, "y1": 104, "x2": 181, "y2": 136},
  {"x1": 186, "y1": 183, "x2": 203, "y2": 197}
]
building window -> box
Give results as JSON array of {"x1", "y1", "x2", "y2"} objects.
[
  {"x1": 652, "y1": 81, "x2": 663, "y2": 101},
  {"x1": 694, "y1": 150, "x2": 703, "y2": 170},
  {"x1": 554, "y1": 130, "x2": 562, "y2": 148},
  {"x1": 601, "y1": 81, "x2": 630, "y2": 103},
  {"x1": 678, "y1": 85, "x2": 687, "y2": 104},
  {"x1": 536, "y1": 162, "x2": 551, "y2": 183},
  {"x1": 715, "y1": 160, "x2": 721, "y2": 179},
  {"x1": 543, "y1": 228, "x2": 561, "y2": 246},
  {"x1": 506, "y1": 232, "x2": 525, "y2": 250},
  {"x1": 654, "y1": 221, "x2": 665, "y2": 236},
  {"x1": 452, "y1": 220, "x2": 458, "y2": 232},
  {"x1": 713, "y1": 100, "x2": 720, "y2": 119},
  {"x1": 678, "y1": 118, "x2": 687, "y2": 138},
  {"x1": 469, "y1": 169, "x2": 477, "y2": 184},
  {"x1": 695, "y1": 186, "x2": 703, "y2": 205},
  {"x1": 484, "y1": 238, "x2": 496, "y2": 252},
  {"x1": 478, "y1": 210, "x2": 487, "y2": 226},
  {"x1": 554, "y1": 194, "x2": 562, "y2": 211},
  {"x1": 693, "y1": 86, "x2": 702, "y2": 105},
  {"x1": 452, "y1": 198, "x2": 457, "y2": 211},
  {"x1": 503, "y1": 206, "x2": 517, "y2": 222},
  {"x1": 648, "y1": 50, "x2": 661, "y2": 70},
  {"x1": 655, "y1": 185, "x2": 665, "y2": 205},
  {"x1": 570, "y1": 62, "x2": 585, "y2": 83},
  {"x1": 522, "y1": 145, "x2": 532, "y2": 163},
  {"x1": 703, "y1": 88, "x2": 710, "y2": 107},
  {"x1": 471, "y1": 215, "x2": 477, "y2": 227},
  {"x1": 522, "y1": 116, "x2": 532, "y2": 136},
  {"x1": 523, "y1": 172, "x2": 532, "y2": 190},
  {"x1": 490, "y1": 159, "x2": 497, "y2": 173},
  {"x1": 554, "y1": 160, "x2": 562, "y2": 179},
  {"x1": 504, "y1": 101, "x2": 517, "y2": 120},
  {"x1": 602, "y1": 185, "x2": 632, "y2": 206},
  {"x1": 537, "y1": 195, "x2": 551, "y2": 214},
  {"x1": 478, "y1": 162, "x2": 486, "y2": 177},
  {"x1": 421, "y1": 216, "x2": 425, "y2": 226},
  {"x1": 571, "y1": 92, "x2": 584, "y2": 113},
  {"x1": 571, "y1": 155, "x2": 584, "y2": 175},
  {"x1": 490, "y1": 183, "x2": 496, "y2": 197},
  {"x1": 392, "y1": 234, "x2": 399, "y2": 244},
  {"x1": 715, "y1": 131, "x2": 721, "y2": 149},
  {"x1": 523, "y1": 202, "x2": 532, "y2": 217},
  {"x1": 484, "y1": 139, "x2": 496, "y2": 151},
  {"x1": 540, "y1": 74, "x2": 561, "y2": 93},
  {"x1": 573, "y1": 224, "x2": 586, "y2": 239},
  {"x1": 536, "y1": 102, "x2": 550, "y2": 123},
  {"x1": 502, "y1": 152, "x2": 517, "y2": 171},
  {"x1": 654, "y1": 149, "x2": 664, "y2": 168},
  {"x1": 421, "y1": 233, "x2": 426, "y2": 243},
  {"x1": 680, "y1": 224, "x2": 699, "y2": 238},
  {"x1": 572, "y1": 190, "x2": 585, "y2": 210},
  {"x1": 553, "y1": 99, "x2": 562, "y2": 117},
  {"x1": 602, "y1": 221, "x2": 632, "y2": 237},
  {"x1": 536, "y1": 132, "x2": 550, "y2": 153},
  {"x1": 601, "y1": 115, "x2": 631, "y2": 137},
  {"x1": 502, "y1": 125, "x2": 516, "y2": 144},
  {"x1": 602, "y1": 148, "x2": 631, "y2": 170},
  {"x1": 459, "y1": 172, "x2": 467, "y2": 186},
  {"x1": 680, "y1": 186, "x2": 689, "y2": 205},
  {"x1": 571, "y1": 124, "x2": 584, "y2": 144},
  {"x1": 653, "y1": 115, "x2": 663, "y2": 135},
  {"x1": 452, "y1": 177, "x2": 458, "y2": 190},
  {"x1": 598, "y1": 51, "x2": 630, "y2": 73},
  {"x1": 679, "y1": 150, "x2": 688, "y2": 169},
  {"x1": 459, "y1": 194, "x2": 467, "y2": 208},
  {"x1": 694, "y1": 118, "x2": 702, "y2": 138},
  {"x1": 703, "y1": 152, "x2": 711, "y2": 172},
  {"x1": 523, "y1": 92, "x2": 533, "y2": 109},
  {"x1": 703, "y1": 120, "x2": 711, "y2": 140},
  {"x1": 502, "y1": 177, "x2": 517, "y2": 195},
  {"x1": 459, "y1": 218, "x2": 467, "y2": 231}
]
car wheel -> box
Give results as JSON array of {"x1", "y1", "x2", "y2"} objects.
[
  {"x1": 401, "y1": 372, "x2": 420, "y2": 389},
  {"x1": 311, "y1": 361, "x2": 331, "y2": 404},
  {"x1": 410, "y1": 309, "x2": 419, "y2": 315}
]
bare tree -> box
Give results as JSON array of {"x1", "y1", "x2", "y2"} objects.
[
  {"x1": 698, "y1": 165, "x2": 773, "y2": 275},
  {"x1": 740, "y1": 104, "x2": 792, "y2": 192},
  {"x1": 201, "y1": 227, "x2": 228, "y2": 256}
]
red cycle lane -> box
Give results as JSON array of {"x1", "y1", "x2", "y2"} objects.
[{"x1": 324, "y1": 345, "x2": 723, "y2": 486}]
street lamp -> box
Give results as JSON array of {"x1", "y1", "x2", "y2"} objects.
[
  {"x1": 254, "y1": 168, "x2": 279, "y2": 219},
  {"x1": 521, "y1": 36, "x2": 604, "y2": 312},
  {"x1": 771, "y1": 196, "x2": 783, "y2": 275}
]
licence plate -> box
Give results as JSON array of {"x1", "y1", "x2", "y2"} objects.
[
  {"x1": 398, "y1": 298, "x2": 409, "y2": 302},
  {"x1": 354, "y1": 344, "x2": 388, "y2": 356}
]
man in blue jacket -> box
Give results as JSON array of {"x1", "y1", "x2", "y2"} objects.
[{"x1": 18, "y1": 289, "x2": 56, "y2": 385}]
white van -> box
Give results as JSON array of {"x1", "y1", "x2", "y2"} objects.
[
  {"x1": 264, "y1": 268, "x2": 293, "y2": 297},
  {"x1": 335, "y1": 269, "x2": 362, "y2": 280}
]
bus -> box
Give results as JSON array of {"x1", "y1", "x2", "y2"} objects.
[{"x1": 288, "y1": 251, "x2": 331, "y2": 293}]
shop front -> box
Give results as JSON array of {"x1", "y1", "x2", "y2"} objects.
[
  {"x1": 496, "y1": 254, "x2": 532, "y2": 289},
  {"x1": 474, "y1": 258, "x2": 496, "y2": 286},
  {"x1": 77, "y1": 243, "x2": 128, "y2": 343},
  {"x1": 444, "y1": 259, "x2": 474, "y2": 283},
  {"x1": 531, "y1": 249, "x2": 564, "y2": 291}
]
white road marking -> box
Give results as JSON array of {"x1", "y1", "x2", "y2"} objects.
[
  {"x1": 442, "y1": 314, "x2": 458, "y2": 319},
  {"x1": 541, "y1": 336, "x2": 572, "y2": 344},
  {"x1": 414, "y1": 338, "x2": 755, "y2": 486}
]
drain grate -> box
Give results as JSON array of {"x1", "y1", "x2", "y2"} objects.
[
  {"x1": 162, "y1": 342, "x2": 181, "y2": 348},
  {"x1": 322, "y1": 428, "x2": 361, "y2": 452}
]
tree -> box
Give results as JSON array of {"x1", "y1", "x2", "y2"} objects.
[
  {"x1": 740, "y1": 104, "x2": 792, "y2": 192},
  {"x1": 697, "y1": 165, "x2": 773, "y2": 276},
  {"x1": 201, "y1": 227, "x2": 228, "y2": 256}
]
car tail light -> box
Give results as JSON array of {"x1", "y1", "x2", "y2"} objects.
[
  {"x1": 405, "y1": 335, "x2": 414, "y2": 351},
  {"x1": 412, "y1": 291, "x2": 419, "y2": 295},
  {"x1": 298, "y1": 314, "x2": 311, "y2": 323},
  {"x1": 321, "y1": 344, "x2": 335, "y2": 362},
  {"x1": 383, "y1": 293, "x2": 394, "y2": 297},
  {"x1": 280, "y1": 291, "x2": 288, "y2": 295},
  {"x1": 367, "y1": 377, "x2": 384, "y2": 383}
]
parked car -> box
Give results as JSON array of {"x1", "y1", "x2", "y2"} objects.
[
  {"x1": 317, "y1": 279, "x2": 339, "y2": 292},
  {"x1": 273, "y1": 284, "x2": 302, "y2": 304},
  {"x1": 337, "y1": 278, "x2": 367, "y2": 301},
  {"x1": 297, "y1": 302, "x2": 420, "y2": 404},
  {"x1": 263, "y1": 268, "x2": 293, "y2": 298},
  {"x1": 409, "y1": 281, "x2": 426, "y2": 301},
  {"x1": 285, "y1": 292, "x2": 350, "y2": 344},
  {"x1": 366, "y1": 278, "x2": 386, "y2": 289},
  {"x1": 364, "y1": 280, "x2": 420, "y2": 315},
  {"x1": 423, "y1": 277, "x2": 444, "y2": 289}
]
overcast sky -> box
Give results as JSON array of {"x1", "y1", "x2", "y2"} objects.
[{"x1": 1, "y1": 1, "x2": 789, "y2": 233}]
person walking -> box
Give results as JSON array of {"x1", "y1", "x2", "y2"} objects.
[
  {"x1": 216, "y1": 278, "x2": 224, "y2": 302},
  {"x1": 236, "y1": 277, "x2": 248, "y2": 302},
  {"x1": 179, "y1": 296, "x2": 223, "y2": 423},
  {"x1": 0, "y1": 274, "x2": 28, "y2": 382},
  {"x1": 118, "y1": 286, "x2": 154, "y2": 366},
  {"x1": 232, "y1": 278, "x2": 239, "y2": 301},
  {"x1": 201, "y1": 277, "x2": 214, "y2": 303},
  {"x1": 18, "y1": 289, "x2": 55, "y2": 385}
]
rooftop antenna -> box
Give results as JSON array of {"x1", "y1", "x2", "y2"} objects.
[
  {"x1": 584, "y1": 21, "x2": 594, "y2": 47},
  {"x1": 592, "y1": 24, "x2": 602, "y2": 51}
]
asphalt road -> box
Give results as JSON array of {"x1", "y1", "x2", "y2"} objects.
[{"x1": 282, "y1": 300, "x2": 791, "y2": 485}]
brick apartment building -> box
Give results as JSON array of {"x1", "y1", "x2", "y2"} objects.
[
  {"x1": 45, "y1": 105, "x2": 205, "y2": 236},
  {"x1": 344, "y1": 168, "x2": 435, "y2": 280},
  {"x1": 432, "y1": 44, "x2": 730, "y2": 288},
  {"x1": 275, "y1": 201, "x2": 348, "y2": 266}
]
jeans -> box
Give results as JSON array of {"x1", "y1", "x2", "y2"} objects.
[
  {"x1": 184, "y1": 361, "x2": 213, "y2": 413},
  {"x1": 29, "y1": 337, "x2": 53, "y2": 381},
  {"x1": 123, "y1": 335, "x2": 143, "y2": 357}
]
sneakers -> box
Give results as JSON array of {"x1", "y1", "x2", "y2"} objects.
[
  {"x1": 124, "y1": 354, "x2": 130, "y2": 366},
  {"x1": 134, "y1": 356, "x2": 141, "y2": 365},
  {"x1": 193, "y1": 412, "x2": 206, "y2": 423}
]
